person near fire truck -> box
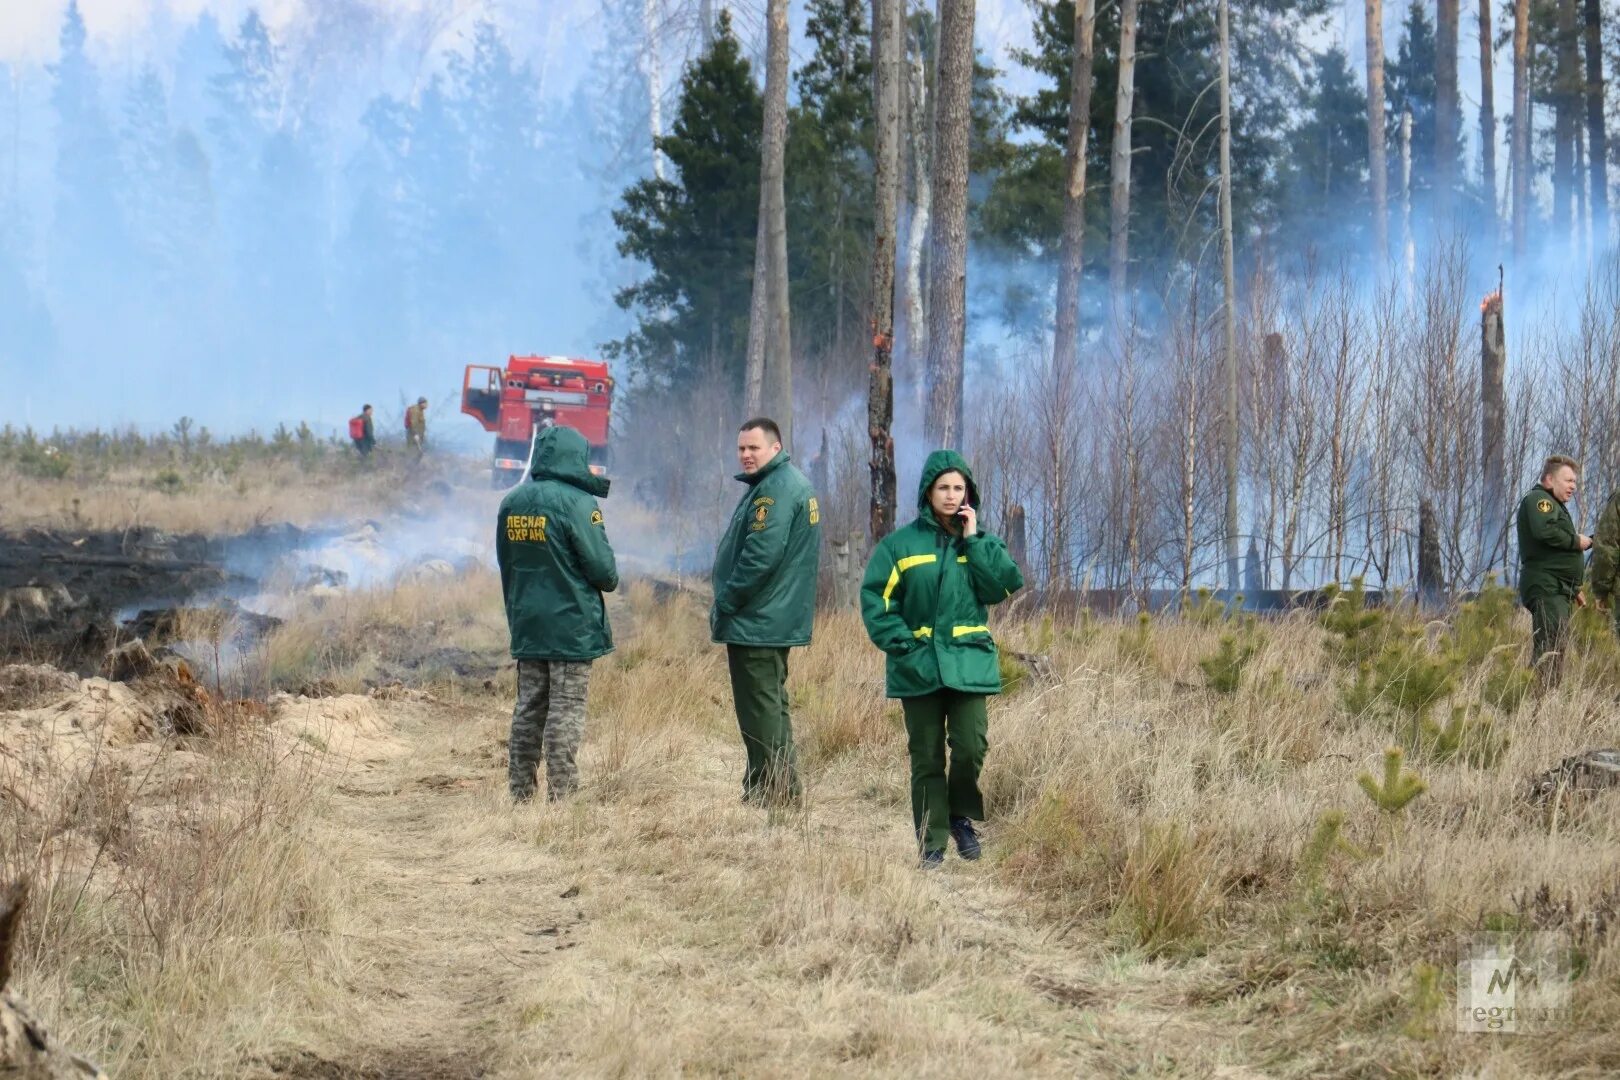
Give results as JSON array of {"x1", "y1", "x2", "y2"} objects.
[
  {"x1": 350, "y1": 404, "x2": 375, "y2": 458},
  {"x1": 496, "y1": 425, "x2": 619, "y2": 803},
  {"x1": 1516, "y1": 454, "x2": 1592, "y2": 685},
  {"x1": 860, "y1": 450, "x2": 1024, "y2": 869},
  {"x1": 710, "y1": 417, "x2": 821, "y2": 808},
  {"x1": 405, "y1": 396, "x2": 428, "y2": 453}
]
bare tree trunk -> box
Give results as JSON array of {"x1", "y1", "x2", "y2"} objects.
[
  {"x1": 1436, "y1": 0, "x2": 1458, "y2": 222},
  {"x1": 1478, "y1": 0, "x2": 1496, "y2": 241},
  {"x1": 1584, "y1": 0, "x2": 1608, "y2": 245},
  {"x1": 699, "y1": 0, "x2": 715, "y2": 48},
  {"x1": 643, "y1": 0, "x2": 667, "y2": 181},
  {"x1": 760, "y1": 0, "x2": 793, "y2": 447},
  {"x1": 1512, "y1": 0, "x2": 1532, "y2": 256},
  {"x1": 1400, "y1": 110, "x2": 1415, "y2": 295},
  {"x1": 905, "y1": 26, "x2": 931, "y2": 390},
  {"x1": 924, "y1": 0, "x2": 974, "y2": 450},
  {"x1": 1367, "y1": 0, "x2": 1389, "y2": 263},
  {"x1": 1418, "y1": 498, "x2": 1443, "y2": 602},
  {"x1": 1052, "y1": 0, "x2": 1097, "y2": 371},
  {"x1": 1481, "y1": 286, "x2": 1507, "y2": 570},
  {"x1": 1554, "y1": 0, "x2": 1578, "y2": 238},
  {"x1": 1219, "y1": 0, "x2": 1239, "y2": 591},
  {"x1": 745, "y1": 222, "x2": 767, "y2": 411},
  {"x1": 868, "y1": 0, "x2": 902, "y2": 543},
  {"x1": 1108, "y1": 0, "x2": 1138, "y2": 305},
  {"x1": 744, "y1": 0, "x2": 792, "y2": 438}
]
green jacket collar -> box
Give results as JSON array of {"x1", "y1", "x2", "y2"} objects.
[{"x1": 735, "y1": 451, "x2": 791, "y2": 486}]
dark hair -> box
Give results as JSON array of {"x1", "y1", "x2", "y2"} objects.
[
  {"x1": 362, "y1": 403, "x2": 372, "y2": 411},
  {"x1": 739, "y1": 417, "x2": 782, "y2": 444}
]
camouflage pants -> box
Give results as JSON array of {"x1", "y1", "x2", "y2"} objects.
[{"x1": 509, "y1": 659, "x2": 591, "y2": 801}]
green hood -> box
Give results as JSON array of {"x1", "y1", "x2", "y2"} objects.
[
  {"x1": 916, "y1": 449, "x2": 981, "y2": 516},
  {"x1": 531, "y1": 425, "x2": 609, "y2": 497}
]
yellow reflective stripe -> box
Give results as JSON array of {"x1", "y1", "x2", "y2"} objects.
[
  {"x1": 952, "y1": 625, "x2": 989, "y2": 638},
  {"x1": 913, "y1": 626, "x2": 933, "y2": 638},
  {"x1": 957, "y1": 555, "x2": 968, "y2": 563},
  {"x1": 883, "y1": 553, "x2": 938, "y2": 611}
]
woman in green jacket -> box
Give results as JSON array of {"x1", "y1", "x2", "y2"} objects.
[{"x1": 860, "y1": 450, "x2": 1024, "y2": 867}]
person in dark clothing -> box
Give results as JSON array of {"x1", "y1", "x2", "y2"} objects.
[
  {"x1": 351, "y1": 404, "x2": 376, "y2": 457},
  {"x1": 1516, "y1": 454, "x2": 1593, "y2": 684}
]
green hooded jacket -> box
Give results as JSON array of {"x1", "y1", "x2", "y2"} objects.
[
  {"x1": 1516, "y1": 484, "x2": 1585, "y2": 602},
  {"x1": 710, "y1": 452, "x2": 821, "y2": 647},
  {"x1": 496, "y1": 426, "x2": 619, "y2": 661},
  {"x1": 860, "y1": 450, "x2": 1025, "y2": 698}
]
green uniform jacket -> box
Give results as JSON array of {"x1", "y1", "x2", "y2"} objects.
[
  {"x1": 710, "y1": 452, "x2": 821, "y2": 647},
  {"x1": 1516, "y1": 484, "x2": 1585, "y2": 602},
  {"x1": 496, "y1": 426, "x2": 619, "y2": 661},
  {"x1": 859, "y1": 450, "x2": 1025, "y2": 699},
  {"x1": 1591, "y1": 491, "x2": 1620, "y2": 602}
]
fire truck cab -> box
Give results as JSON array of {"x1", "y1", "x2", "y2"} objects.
[{"x1": 460, "y1": 355, "x2": 614, "y2": 489}]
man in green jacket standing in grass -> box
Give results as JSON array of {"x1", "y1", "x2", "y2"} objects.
[
  {"x1": 496, "y1": 425, "x2": 619, "y2": 803},
  {"x1": 1516, "y1": 454, "x2": 1592, "y2": 683},
  {"x1": 711, "y1": 418, "x2": 821, "y2": 806}
]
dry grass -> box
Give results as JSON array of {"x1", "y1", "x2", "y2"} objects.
[
  {"x1": 0, "y1": 454, "x2": 471, "y2": 534},
  {"x1": 8, "y1": 548, "x2": 1620, "y2": 1074},
  {"x1": 0, "y1": 710, "x2": 351, "y2": 1078}
]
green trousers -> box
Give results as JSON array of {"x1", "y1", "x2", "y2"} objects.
[
  {"x1": 901, "y1": 691, "x2": 988, "y2": 854},
  {"x1": 1526, "y1": 592, "x2": 1572, "y2": 683},
  {"x1": 725, "y1": 645, "x2": 800, "y2": 803}
]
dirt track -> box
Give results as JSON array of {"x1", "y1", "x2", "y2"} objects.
[{"x1": 240, "y1": 693, "x2": 1251, "y2": 1079}]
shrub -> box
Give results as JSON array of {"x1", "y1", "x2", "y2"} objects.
[{"x1": 1199, "y1": 633, "x2": 1260, "y2": 694}]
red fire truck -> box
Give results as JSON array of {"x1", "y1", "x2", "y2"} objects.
[{"x1": 460, "y1": 355, "x2": 614, "y2": 488}]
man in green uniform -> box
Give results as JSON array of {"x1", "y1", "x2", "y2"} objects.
[
  {"x1": 1517, "y1": 455, "x2": 1592, "y2": 682},
  {"x1": 710, "y1": 417, "x2": 821, "y2": 806},
  {"x1": 496, "y1": 425, "x2": 618, "y2": 802}
]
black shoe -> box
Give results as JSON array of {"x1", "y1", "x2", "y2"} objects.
[
  {"x1": 950, "y1": 817, "x2": 981, "y2": 861},
  {"x1": 920, "y1": 849, "x2": 945, "y2": 870}
]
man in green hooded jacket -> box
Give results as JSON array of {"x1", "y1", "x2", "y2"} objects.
[
  {"x1": 496, "y1": 426, "x2": 618, "y2": 802},
  {"x1": 710, "y1": 417, "x2": 821, "y2": 805}
]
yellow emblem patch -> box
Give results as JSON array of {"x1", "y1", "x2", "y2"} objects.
[
  {"x1": 807, "y1": 497, "x2": 820, "y2": 525},
  {"x1": 750, "y1": 504, "x2": 769, "y2": 531},
  {"x1": 590, "y1": 509, "x2": 604, "y2": 526},
  {"x1": 1537, "y1": 499, "x2": 1553, "y2": 514}
]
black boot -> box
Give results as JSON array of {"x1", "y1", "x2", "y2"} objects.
[{"x1": 950, "y1": 817, "x2": 981, "y2": 861}]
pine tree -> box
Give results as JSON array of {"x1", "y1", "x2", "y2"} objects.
[
  {"x1": 786, "y1": 0, "x2": 875, "y2": 391},
  {"x1": 610, "y1": 10, "x2": 763, "y2": 391},
  {"x1": 1282, "y1": 47, "x2": 1369, "y2": 243},
  {"x1": 1385, "y1": 1, "x2": 1462, "y2": 202},
  {"x1": 50, "y1": 0, "x2": 130, "y2": 305}
]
